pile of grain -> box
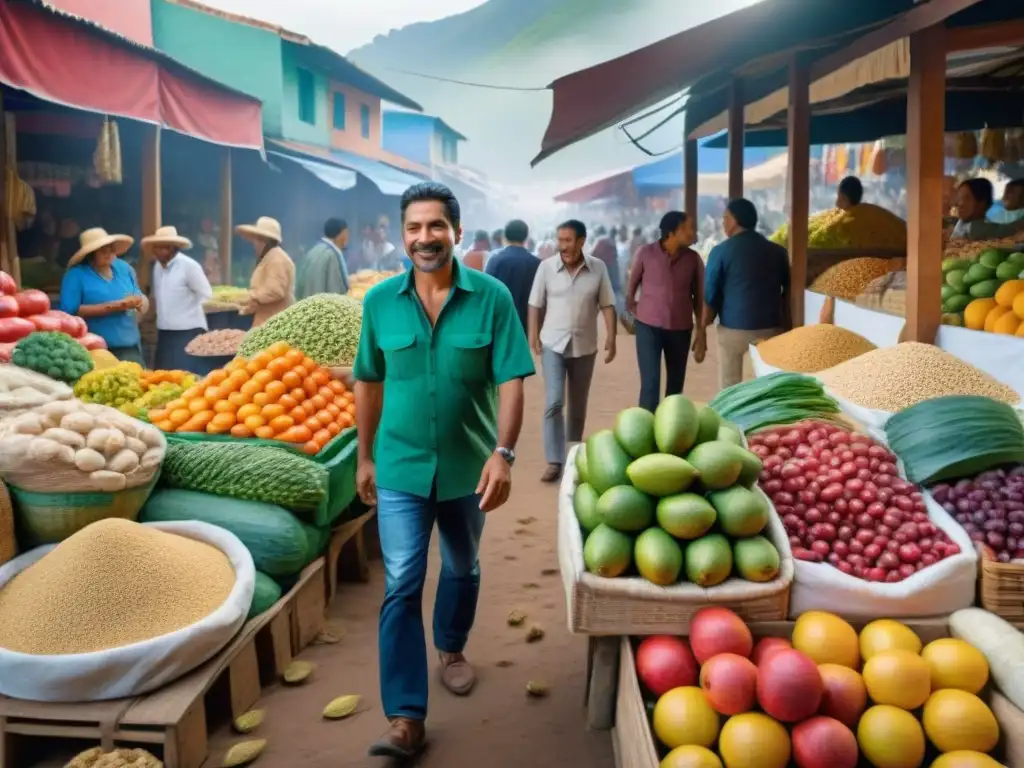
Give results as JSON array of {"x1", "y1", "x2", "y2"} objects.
[
  {"x1": 756, "y1": 324, "x2": 877, "y2": 373},
  {"x1": 0, "y1": 518, "x2": 235, "y2": 655},
  {"x1": 810, "y1": 258, "x2": 898, "y2": 300},
  {"x1": 817, "y1": 341, "x2": 1021, "y2": 411}
]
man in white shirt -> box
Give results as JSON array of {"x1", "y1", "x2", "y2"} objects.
[
  {"x1": 143, "y1": 225, "x2": 213, "y2": 371},
  {"x1": 528, "y1": 219, "x2": 616, "y2": 482}
]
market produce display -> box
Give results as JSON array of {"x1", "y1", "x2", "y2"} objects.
[
  {"x1": 943, "y1": 246, "x2": 1024, "y2": 330},
  {"x1": 0, "y1": 276, "x2": 97, "y2": 360},
  {"x1": 185, "y1": 328, "x2": 247, "y2": 357},
  {"x1": 238, "y1": 294, "x2": 363, "y2": 367},
  {"x1": 147, "y1": 341, "x2": 355, "y2": 455},
  {"x1": 770, "y1": 204, "x2": 906, "y2": 250},
  {"x1": 816, "y1": 342, "x2": 1020, "y2": 411},
  {"x1": 640, "y1": 607, "x2": 1003, "y2": 768},
  {"x1": 709, "y1": 373, "x2": 842, "y2": 433},
  {"x1": 0, "y1": 518, "x2": 234, "y2": 655},
  {"x1": 933, "y1": 467, "x2": 1024, "y2": 563},
  {"x1": 752, "y1": 420, "x2": 962, "y2": 582},
  {"x1": 755, "y1": 325, "x2": 876, "y2": 373},
  {"x1": 0, "y1": 364, "x2": 72, "y2": 412},
  {"x1": 74, "y1": 362, "x2": 144, "y2": 406},
  {"x1": 809, "y1": 258, "x2": 900, "y2": 301},
  {"x1": 0, "y1": 399, "x2": 164, "y2": 492},
  {"x1": 204, "y1": 285, "x2": 251, "y2": 312},
  {"x1": 12, "y1": 331, "x2": 93, "y2": 383},
  {"x1": 67, "y1": 747, "x2": 162, "y2": 768},
  {"x1": 347, "y1": 269, "x2": 398, "y2": 301},
  {"x1": 574, "y1": 396, "x2": 784, "y2": 587}
]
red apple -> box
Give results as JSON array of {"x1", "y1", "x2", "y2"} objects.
[
  {"x1": 699, "y1": 653, "x2": 758, "y2": 715},
  {"x1": 635, "y1": 636, "x2": 698, "y2": 697},
  {"x1": 817, "y1": 664, "x2": 868, "y2": 728},
  {"x1": 792, "y1": 716, "x2": 858, "y2": 768},
  {"x1": 757, "y1": 649, "x2": 824, "y2": 722},
  {"x1": 689, "y1": 607, "x2": 753, "y2": 664},
  {"x1": 751, "y1": 636, "x2": 792, "y2": 666}
]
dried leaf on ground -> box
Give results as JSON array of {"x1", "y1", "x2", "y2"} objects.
[
  {"x1": 507, "y1": 610, "x2": 526, "y2": 626},
  {"x1": 233, "y1": 709, "x2": 266, "y2": 734},
  {"x1": 323, "y1": 694, "x2": 362, "y2": 720},
  {"x1": 526, "y1": 679, "x2": 549, "y2": 697},
  {"x1": 283, "y1": 660, "x2": 315, "y2": 685},
  {"x1": 526, "y1": 624, "x2": 545, "y2": 643},
  {"x1": 222, "y1": 739, "x2": 267, "y2": 767}
]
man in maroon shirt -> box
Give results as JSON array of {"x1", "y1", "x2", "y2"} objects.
[{"x1": 626, "y1": 211, "x2": 706, "y2": 412}]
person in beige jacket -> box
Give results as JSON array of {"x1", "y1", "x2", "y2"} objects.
[{"x1": 235, "y1": 216, "x2": 295, "y2": 327}]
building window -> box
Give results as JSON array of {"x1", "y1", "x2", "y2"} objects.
[
  {"x1": 360, "y1": 104, "x2": 371, "y2": 139},
  {"x1": 297, "y1": 68, "x2": 316, "y2": 125},
  {"x1": 441, "y1": 135, "x2": 458, "y2": 164},
  {"x1": 332, "y1": 92, "x2": 346, "y2": 130}
]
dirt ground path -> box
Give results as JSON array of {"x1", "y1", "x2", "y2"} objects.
[{"x1": 207, "y1": 327, "x2": 728, "y2": 768}]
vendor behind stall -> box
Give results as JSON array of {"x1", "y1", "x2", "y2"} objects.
[
  {"x1": 144, "y1": 226, "x2": 212, "y2": 371},
  {"x1": 59, "y1": 228, "x2": 147, "y2": 365},
  {"x1": 235, "y1": 217, "x2": 295, "y2": 327},
  {"x1": 952, "y1": 178, "x2": 1024, "y2": 240}
]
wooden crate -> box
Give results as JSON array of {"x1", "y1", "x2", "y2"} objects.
[
  {"x1": 0, "y1": 565, "x2": 316, "y2": 768},
  {"x1": 324, "y1": 506, "x2": 376, "y2": 606},
  {"x1": 980, "y1": 554, "x2": 1024, "y2": 629},
  {"x1": 289, "y1": 558, "x2": 327, "y2": 654},
  {"x1": 613, "y1": 620, "x2": 1024, "y2": 768}
]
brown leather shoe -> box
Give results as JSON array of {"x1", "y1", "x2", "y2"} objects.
[
  {"x1": 540, "y1": 463, "x2": 562, "y2": 483},
  {"x1": 368, "y1": 717, "x2": 426, "y2": 759},
  {"x1": 439, "y1": 651, "x2": 476, "y2": 696}
]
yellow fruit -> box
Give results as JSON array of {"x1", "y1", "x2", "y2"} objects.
[
  {"x1": 991, "y1": 310, "x2": 1021, "y2": 335},
  {"x1": 1017, "y1": 321, "x2": 1024, "y2": 337},
  {"x1": 322, "y1": 694, "x2": 361, "y2": 720},
  {"x1": 994, "y1": 278, "x2": 1024, "y2": 307},
  {"x1": 718, "y1": 713, "x2": 790, "y2": 768},
  {"x1": 857, "y1": 705, "x2": 926, "y2": 768},
  {"x1": 653, "y1": 687, "x2": 721, "y2": 749},
  {"x1": 859, "y1": 619, "x2": 922, "y2": 660},
  {"x1": 862, "y1": 650, "x2": 932, "y2": 710},
  {"x1": 222, "y1": 739, "x2": 267, "y2": 767},
  {"x1": 963, "y1": 298, "x2": 997, "y2": 330},
  {"x1": 283, "y1": 660, "x2": 315, "y2": 684},
  {"x1": 922, "y1": 689, "x2": 999, "y2": 753},
  {"x1": 931, "y1": 751, "x2": 1003, "y2": 768},
  {"x1": 660, "y1": 745, "x2": 724, "y2": 768},
  {"x1": 920, "y1": 638, "x2": 989, "y2": 694},
  {"x1": 232, "y1": 709, "x2": 265, "y2": 734},
  {"x1": 984, "y1": 305, "x2": 1012, "y2": 332},
  {"x1": 792, "y1": 611, "x2": 860, "y2": 668},
  {"x1": 1014, "y1": 290, "x2": 1024, "y2": 319}
]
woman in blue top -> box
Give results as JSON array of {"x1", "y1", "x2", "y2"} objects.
[{"x1": 59, "y1": 228, "x2": 149, "y2": 365}]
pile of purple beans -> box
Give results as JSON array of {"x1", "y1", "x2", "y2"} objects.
[{"x1": 932, "y1": 466, "x2": 1024, "y2": 562}]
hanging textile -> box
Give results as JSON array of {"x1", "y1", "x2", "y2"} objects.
[{"x1": 93, "y1": 117, "x2": 122, "y2": 185}]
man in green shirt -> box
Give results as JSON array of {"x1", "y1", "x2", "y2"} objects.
[{"x1": 353, "y1": 182, "x2": 535, "y2": 759}]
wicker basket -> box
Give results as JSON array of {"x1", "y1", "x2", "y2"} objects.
[
  {"x1": 558, "y1": 445, "x2": 793, "y2": 635},
  {"x1": 979, "y1": 553, "x2": 1024, "y2": 628},
  {"x1": 0, "y1": 480, "x2": 14, "y2": 566},
  {"x1": 10, "y1": 473, "x2": 160, "y2": 547}
]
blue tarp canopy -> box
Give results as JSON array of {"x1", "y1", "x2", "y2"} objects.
[
  {"x1": 631, "y1": 144, "x2": 782, "y2": 190},
  {"x1": 330, "y1": 149, "x2": 425, "y2": 196},
  {"x1": 267, "y1": 151, "x2": 357, "y2": 191}
]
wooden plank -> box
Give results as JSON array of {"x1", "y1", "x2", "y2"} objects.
[
  {"x1": 727, "y1": 78, "x2": 744, "y2": 201},
  {"x1": 948, "y1": 19, "x2": 1024, "y2": 51},
  {"x1": 904, "y1": 23, "x2": 946, "y2": 344},
  {"x1": 326, "y1": 507, "x2": 377, "y2": 603},
  {"x1": 290, "y1": 559, "x2": 327, "y2": 653},
  {"x1": 786, "y1": 56, "x2": 810, "y2": 329},
  {"x1": 683, "y1": 134, "x2": 698, "y2": 217},
  {"x1": 227, "y1": 641, "x2": 261, "y2": 718},
  {"x1": 585, "y1": 636, "x2": 619, "y2": 731},
  {"x1": 220, "y1": 149, "x2": 232, "y2": 285},
  {"x1": 138, "y1": 124, "x2": 161, "y2": 292}
]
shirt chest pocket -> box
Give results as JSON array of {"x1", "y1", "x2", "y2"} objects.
[
  {"x1": 441, "y1": 332, "x2": 491, "y2": 385},
  {"x1": 380, "y1": 334, "x2": 421, "y2": 382}
]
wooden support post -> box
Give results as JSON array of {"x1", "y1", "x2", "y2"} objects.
[
  {"x1": 684, "y1": 137, "x2": 698, "y2": 218},
  {"x1": 0, "y1": 91, "x2": 19, "y2": 289},
  {"x1": 905, "y1": 24, "x2": 946, "y2": 344},
  {"x1": 786, "y1": 57, "x2": 810, "y2": 328},
  {"x1": 220, "y1": 149, "x2": 232, "y2": 285},
  {"x1": 585, "y1": 637, "x2": 620, "y2": 730},
  {"x1": 139, "y1": 124, "x2": 161, "y2": 292},
  {"x1": 727, "y1": 78, "x2": 744, "y2": 201}
]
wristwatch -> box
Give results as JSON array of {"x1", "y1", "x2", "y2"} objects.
[{"x1": 495, "y1": 446, "x2": 516, "y2": 466}]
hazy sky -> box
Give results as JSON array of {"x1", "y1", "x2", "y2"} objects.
[{"x1": 199, "y1": 0, "x2": 488, "y2": 52}]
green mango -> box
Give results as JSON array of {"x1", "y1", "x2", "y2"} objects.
[
  {"x1": 945, "y1": 270, "x2": 967, "y2": 291},
  {"x1": 942, "y1": 294, "x2": 973, "y2": 313},
  {"x1": 965, "y1": 263, "x2": 996, "y2": 284},
  {"x1": 940, "y1": 284, "x2": 958, "y2": 301},
  {"x1": 968, "y1": 279, "x2": 1001, "y2": 299},
  {"x1": 941, "y1": 257, "x2": 973, "y2": 273}
]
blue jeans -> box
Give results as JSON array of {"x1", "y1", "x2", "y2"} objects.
[{"x1": 376, "y1": 485, "x2": 486, "y2": 720}]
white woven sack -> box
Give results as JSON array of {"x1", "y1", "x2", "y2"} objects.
[
  {"x1": 820, "y1": 386, "x2": 893, "y2": 432},
  {"x1": 0, "y1": 521, "x2": 255, "y2": 702},
  {"x1": 749, "y1": 345, "x2": 782, "y2": 378}
]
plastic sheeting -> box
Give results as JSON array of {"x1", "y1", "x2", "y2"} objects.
[{"x1": 268, "y1": 151, "x2": 357, "y2": 191}]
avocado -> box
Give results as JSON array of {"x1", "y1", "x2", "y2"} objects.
[
  {"x1": 694, "y1": 406, "x2": 722, "y2": 446},
  {"x1": 614, "y1": 407, "x2": 656, "y2": 459},
  {"x1": 978, "y1": 249, "x2": 1006, "y2": 269},
  {"x1": 596, "y1": 485, "x2": 655, "y2": 532},
  {"x1": 969, "y1": 278, "x2": 1001, "y2": 299},
  {"x1": 653, "y1": 395, "x2": 700, "y2": 455},
  {"x1": 684, "y1": 533, "x2": 733, "y2": 587},
  {"x1": 583, "y1": 524, "x2": 633, "y2": 578},
  {"x1": 733, "y1": 536, "x2": 781, "y2": 582},
  {"x1": 656, "y1": 493, "x2": 717, "y2": 540},
  {"x1": 573, "y1": 482, "x2": 602, "y2": 533},
  {"x1": 685, "y1": 441, "x2": 744, "y2": 490},
  {"x1": 626, "y1": 453, "x2": 699, "y2": 496},
  {"x1": 708, "y1": 485, "x2": 770, "y2": 537},
  {"x1": 634, "y1": 527, "x2": 684, "y2": 586}
]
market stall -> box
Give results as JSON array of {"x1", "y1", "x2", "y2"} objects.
[{"x1": 0, "y1": 291, "x2": 368, "y2": 766}]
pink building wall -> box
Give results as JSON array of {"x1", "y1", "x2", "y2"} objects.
[{"x1": 46, "y1": 0, "x2": 153, "y2": 45}]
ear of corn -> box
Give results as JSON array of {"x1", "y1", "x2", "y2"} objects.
[{"x1": 323, "y1": 694, "x2": 361, "y2": 720}]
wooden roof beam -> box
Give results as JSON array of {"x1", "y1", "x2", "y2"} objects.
[
  {"x1": 947, "y1": 20, "x2": 1024, "y2": 51},
  {"x1": 809, "y1": 0, "x2": 986, "y2": 81}
]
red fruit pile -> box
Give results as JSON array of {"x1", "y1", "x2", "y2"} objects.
[{"x1": 750, "y1": 420, "x2": 960, "y2": 583}]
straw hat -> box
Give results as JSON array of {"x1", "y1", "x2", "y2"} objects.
[
  {"x1": 141, "y1": 225, "x2": 192, "y2": 252},
  {"x1": 236, "y1": 216, "x2": 282, "y2": 245},
  {"x1": 68, "y1": 227, "x2": 133, "y2": 267}
]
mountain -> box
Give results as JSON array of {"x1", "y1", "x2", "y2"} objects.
[{"x1": 350, "y1": 0, "x2": 761, "y2": 187}]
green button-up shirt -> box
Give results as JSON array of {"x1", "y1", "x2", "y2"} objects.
[{"x1": 353, "y1": 259, "x2": 535, "y2": 501}]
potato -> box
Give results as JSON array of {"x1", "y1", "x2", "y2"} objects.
[
  {"x1": 138, "y1": 426, "x2": 165, "y2": 449},
  {"x1": 106, "y1": 449, "x2": 140, "y2": 474},
  {"x1": 40, "y1": 428, "x2": 85, "y2": 450},
  {"x1": 61, "y1": 412, "x2": 95, "y2": 435},
  {"x1": 73, "y1": 448, "x2": 107, "y2": 473},
  {"x1": 86, "y1": 428, "x2": 125, "y2": 456},
  {"x1": 123, "y1": 436, "x2": 147, "y2": 456},
  {"x1": 140, "y1": 447, "x2": 163, "y2": 470},
  {"x1": 11, "y1": 412, "x2": 44, "y2": 436},
  {"x1": 90, "y1": 470, "x2": 127, "y2": 491}
]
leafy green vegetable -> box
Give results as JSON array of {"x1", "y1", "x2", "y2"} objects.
[
  {"x1": 710, "y1": 372, "x2": 842, "y2": 433},
  {"x1": 11, "y1": 331, "x2": 93, "y2": 383}
]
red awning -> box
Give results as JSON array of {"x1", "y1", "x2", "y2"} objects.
[{"x1": 0, "y1": 0, "x2": 264, "y2": 151}]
